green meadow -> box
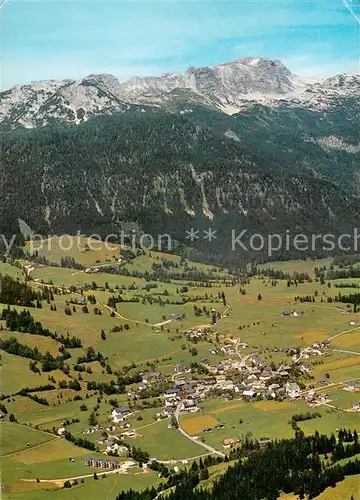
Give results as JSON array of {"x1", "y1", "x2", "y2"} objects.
[{"x1": 2, "y1": 248, "x2": 360, "y2": 499}]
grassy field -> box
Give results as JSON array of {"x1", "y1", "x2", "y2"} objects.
[
  {"x1": 0, "y1": 351, "x2": 68, "y2": 395},
  {"x1": 0, "y1": 331, "x2": 61, "y2": 356},
  {"x1": 257, "y1": 258, "x2": 334, "y2": 279},
  {"x1": 0, "y1": 262, "x2": 24, "y2": 279},
  {"x1": 130, "y1": 419, "x2": 205, "y2": 460},
  {"x1": 0, "y1": 422, "x2": 55, "y2": 456},
  {"x1": 180, "y1": 397, "x2": 360, "y2": 450},
  {"x1": 25, "y1": 237, "x2": 122, "y2": 268},
  {"x1": 2, "y1": 252, "x2": 360, "y2": 498},
  {"x1": 316, "y1": 474, "x2": 360, "y2": 499},
  {"x1": 1, "y1": 453, "x2": 159, "y2": 500}
]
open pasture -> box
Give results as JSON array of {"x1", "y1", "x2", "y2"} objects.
[
  {"x1": 217, "y1": 300, "x2": 351, "y2": 349},
  {"x1": 1, "y1": 462, "x2": 159, "y2": 500},
  {"x1": 316, "y1": 474, "x2": 360, "y2": 499},
  {"x1": 3, "y1": 253, "x2": 360, "y2": 499},
  {"x1": 312, "y1": 351, "x2": 360, "y2": 383},
  {"x1": 25, "y1": 236, "x2": 121, "y2": 267},
  {"x1": 324, "y1": 389, "x2": 360, "y2": 409},
  {"x1": 0, "y1": 331, "x2": 61, "y2": 357},
  {"x1": 31, "y1": 265, "x2": 146, "y2": 289},
  {"x1": 130, "y1": 419, "x2": 204, "y2": 460},
  {"x1": 182, "y1": 397, "x2": 360, "y2": 451},
  {"x1": 16, "y1": 395, "x2": 100, "y2": 429},
  {"x1": 0, "y1": 262, "x2": 24, "y2": 279},
  {"x1": 257, "y1": 258, "x2": 333, "y2": 279},
  {"x1": 0, "y1": 351, "x2": 68, "y2": 395},
  {"x1": 181, "y1": 415, "x2": 220, "y2": 435},
  {"x1": 0, "y1": 422, "x2": 55, "y2": 456},
  {"x1": 14, "y1": 438, "x2": 89, "y2": 464}
]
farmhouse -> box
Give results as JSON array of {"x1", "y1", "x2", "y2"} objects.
[
  {"x1": 259, "y1": 370, "x2": 273, "y2": 381},
  {"x1": 306, "y1": 390, "x2": 316, "y2": 403},
  {"x1": 268, "y1": 383, "x2": 280, "y2": 392},
  {"x1": 112, "y1": 406, "x2": 132, "y2": 423},
  {"x1": 300, "y1": 363, "x2": 313, "y2": 374},
  {"x1": 170, "y1": 313, "x2": 182, "y2": 320},
  {"x1": 222, "y1": 437, "x2": 238, "y2": 449},
  {"x1": 106, "y1": 442, "x2": 129, "y2": 455},
  {"x1": 347, "y1": 381, "x2": 358, "y2": 392},
  {"x1": 82, "y1": 427, "x2": 94, "y2": 435},
  {"x1": 85, "y1": 267, "x2": 100, "y2": 274},
  {"x1": 163, "y1": 388, "x2": 181, "y2": 398},
  {"x1": 122, "y1": 431, "x2": 136, "y2": 438},
  {"x1": 174, "y1": 363, "x2": 185, "y2": 373},
  {"x1": 183, "y1": 400, "x2": 199, "y2": 412},
  {"x1": 162, "y1": 405, "x2": 177, "y2": 417},
  {"x1": 258, "y1": 439, "x2": 272, "y2": 447},
  {"x1": 285, "y1": 382, "x2": 300, "y2": 399},
  {"x1": 216, "y1": 379, "x2": 234, "y2": 391},
  {"x1": 243, "y1": 389, "x2": 256, "y2": 398},
  {"x1": 221, "y1": 344, "x2": 235, "y2": 355}
]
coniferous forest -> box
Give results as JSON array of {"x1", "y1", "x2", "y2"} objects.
[
  {"x1": 115, "y1": 431, "x2": 360, "y2": 500},
  {"x1": 1, "y1": 103, "x2": 360, "y2": 265}
]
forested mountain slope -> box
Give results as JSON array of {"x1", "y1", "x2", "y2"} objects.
[{"x1": 1, "y1": 106, "x2": 359, "y2": 263}]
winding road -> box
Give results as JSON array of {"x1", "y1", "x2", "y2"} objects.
[{"x1": 174, "y1": 400, "x2": 225, "y2": 458}]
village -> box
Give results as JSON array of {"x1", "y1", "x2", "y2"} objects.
[{"x1": 63, "y1": 326, "x2": 360, "y2": 466}]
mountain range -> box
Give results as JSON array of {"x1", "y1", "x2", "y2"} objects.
[
  {"x1": 1, "y1": 57, "x2": 359, "y2": 263},
  {"x1": 1, "y1": 57, "x2": 359, "y2": 129}
]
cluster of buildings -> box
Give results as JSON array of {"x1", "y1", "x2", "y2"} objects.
[
  {"x1": 293, "y1": 340, "x2": 330, "y2": 361},
  {"x1": 160, "y1": 385, "x2": 203, "y2": 417},
  {"x1": 85, "y1": 267, "x2": 100, "y2": 274},
  {"x1": 306, "y1": 390, "x2": 329, "y2": 405},
  {"x1": 281, "y1": 311, "x2": 304, "y2": 317},
  {"x1": 84, "y1": 458, "x2": 135, "y2": 470},
  {"x1": 155, "y1": 358, "x2": 301, "y2": 417},
  {"x1": 185, "y1": 327, "x2": 210, "y2": 342}
]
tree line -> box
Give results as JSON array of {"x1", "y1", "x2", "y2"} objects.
[
  {"x1": 115, "y1": 430, "x2": 360, "y2": 500},
  {"x1": 1, "y1": 307, "x2": 82, "y2": 348}
]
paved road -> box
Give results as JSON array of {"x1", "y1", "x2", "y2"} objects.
[
  {"x1": 102, "y1": 303, "x2": 152, "y2": 327},
  {"x1": 328, "y1": 325, "x2": 360, "y2": 341},
  {"x1": 213, "y1": 305, "x2": 231, "y2": 327},
  {"x1": 300, "y1": 375, "x2": 360, "y2": 396},
  {"x1": 332, "y1": 348, "x2": 360, "y2": 356},
  {"x1": 294, "y1": 325, "x2": 360, "y2": 363},
  {"x1": 235, "y1": 338, "x2": 252, "y2": 366},
  {"x1": 174, "y1": 401, "x2": 225, "y2": 458},
  {"x1": 153, "y1": 319, "x2": 172, "y2": 327}
]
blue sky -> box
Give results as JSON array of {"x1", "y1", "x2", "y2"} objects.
[{"x1": 1, "y1": 0, "x2": 359, "y2": 89}]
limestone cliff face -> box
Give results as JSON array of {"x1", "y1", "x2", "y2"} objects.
[{"x1": 3, "y1": 56, "x2": 358, "y2": 129}]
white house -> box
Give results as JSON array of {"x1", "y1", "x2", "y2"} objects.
[
  {"x1": 285, "y1": 382, "x2": 300, "y2": 399},
  {"x1": 243, "y1": 389, "x2": 256, "y2": 398},
  {"x1": 112, "y1": 407, "x2": 132, "y2": 423}
]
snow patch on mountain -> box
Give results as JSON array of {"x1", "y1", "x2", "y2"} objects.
[{"x1": 1, "y1": 58, "x2": 359, "y2": 128}]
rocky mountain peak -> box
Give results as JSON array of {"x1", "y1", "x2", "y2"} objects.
[
  {"x1": 80, "y1": 73, "x2": 121, "y2": 89},
  {"x1": 1, "y1": 57, "x2": 358, "y2": 129},
  {"x1": 184, "y1": 57, "x2": 296, "y2": 102},
  {"x1": 305, "y1": 73, "x2": 360, "y2": 98}
]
